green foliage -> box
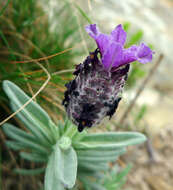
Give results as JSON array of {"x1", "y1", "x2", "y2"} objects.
[
  {"x1": 127, "y1": 30, "x2": 143, "y2": 47},
  {"x1": 0, "y1": 0, "x2": 10, "y2": 16},
  {"x1": 74, "y1": 132, "x2": 146, "y2": 150},
  {"x1": 123, "y1": 22, "x2": 131, "y2": 32},
  {"x1": 2, "y1": 81, "x2": 147, "y2": 189},
  {"x1": 14, "y1": 167, "x2": 45, "y2": 176},
  {"x1": 0, "y1": 0, "x2": 82, "y2": 115},
  {"x1": 74, "y1": 3, "x2": 92, "y2": 24},
  {"x1": 3, "y1": 123, "x2": 49, "y2": 154},
  {"x1": 3, "y1": 80, "x2": 58, "y2": 146},
  {"x1": 78, "y1": 164, "x2": 132, "y2": 190},
  {"x1": 103, "y1": 165, "x2": 132, "y2": 190}
]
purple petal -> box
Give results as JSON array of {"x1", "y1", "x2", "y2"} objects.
[
  {"x1": 137, "y1": 43, "x2": 153, "y2": 64},
  {"x1": 121, "y1": 45, "x2": 138, "y2": 66},
  {"x1": 96, "y1": 33, "x2": 109, "y2": 55},
  {"x1": 85, "y1": 24, "x2": 109, "y2": 55},
  {"x1": 85, "y1": 24, "x2": 153, "y2": 69},
  {"x1": 85, "y1": 24, "x2": 100, "y2": 39},
  {"x1": 119, "y1": 44, "x2": 153, "y2": 67},
  {"x1": 111, "y1": 24, "x2": 126, "y2": 46},
  {"x1": 102, "y1": 43, "x2": 123, "y2": 69}
]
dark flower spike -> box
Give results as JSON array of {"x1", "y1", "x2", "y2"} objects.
[{"x1": 63, "y1": 24, "x2": 153, "y2": 132}]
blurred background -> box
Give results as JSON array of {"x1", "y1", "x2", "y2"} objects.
[{"x1": 0, "y1": 0, "x2": 173, "y2": 189}]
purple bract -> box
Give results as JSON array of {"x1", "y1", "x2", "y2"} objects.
[{"x1": 85, "y1": 24, "x2": 153, "y2": 70}]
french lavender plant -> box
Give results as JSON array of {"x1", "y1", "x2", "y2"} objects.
[
  {"x1": 2, "y1": 24, "x2": 153, "y2": 190},
  {"x1": 63, "y1": 24, "x2": 153, "y2": 132}
]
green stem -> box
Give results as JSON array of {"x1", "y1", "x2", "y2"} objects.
[{"x1": 64, "y1": 124, "x2": 77, "y2": 139}]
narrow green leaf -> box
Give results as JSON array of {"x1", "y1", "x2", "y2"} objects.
[
  {"x1": 54, "y1": 145, "x2": 77, "y2": 188},
  {"x1": 3, "y1": 123, "x2": 35, "y2": 141},
  {"x1": 20, "y1": 152, "x2": 48, "y2": 163},
  {"x1": 77, "y1": 148, "x2": 126, "y2": 163},
  {"x1": 44, "y1": 147, "x2": 64, "y2": 190},
  {"x1": 3, "y1": 123, "x2": 50, "y2": 155},
  {"x1": 78, "y1": 161, "x2": 108, "y2": 171},
  {"x1": 74, "y1": 4, "x2": 92, "y2": 24},
  {"x1": 48, "y1": 120, "x2": 59, "y2": 141},
  {"x1": 3, "y1": 80, "x2": 56, "y2": 144},
  {"x1": 58, "y1": 121, "x2": 65, "y2": 136},
  {"x1": 77, "y1": 149, "x2": 125, "y2": 162},
  {"x1": 3, "y1": 80, "x2": 50, "y2": 124},
  {"x1": 45, "y1": 144, "x2": 77, "y2": 190},
  {"x1": 11, "y1": 102, "x2": 52, "y2": 146},
  {"x1": 72, "y1": 130, "x2": 87, "y2": 143},
  {"x1": 63, "y1": 122, "x2": 78, "y2": 139},
  {"x1": 14, "y1": 167, "x2": 45, "y2": 176},
  {"x1": 10, "y1": 102, "x2": 54, "y2": 145},
  {"x1": 63, "y1": 118, "x2": 71, "y2": 133},
  {"x1": 113, "y1": 164, "x2": 132, "y2": 183},
  {"x1": 104, "y1": 165, "x2": 132, "y2": 190},
  {"x1": 77, "y1": 148, "x2": 126, "y2": 157},
  {"x1": 5, "y1": 141, "x2": 29, "y2": 151},
  {"x1": 78, "y1": 169, "x2": 104, "y2": 180},
  {"x1": 78, "y1": 155, "x2": 118, "y2": 163},
  {"x1": 79, "y1": 175, "x2": 106, "y2": 190},
  {"x1": 74, "y1": 132, "x2": 146, "y2": 150}
]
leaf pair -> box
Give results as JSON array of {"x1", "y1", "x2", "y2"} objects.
[{"x1": 45, "y1": 142, "x2": 77, "y2": 190}]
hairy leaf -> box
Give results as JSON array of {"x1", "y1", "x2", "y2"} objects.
[
  {"x1": 74, "y1": 132, "x2": 146, "y2": 150},
  {"x1": 45, "y1": 144, "x2": 77, "y2": 190},
  {"x1": 45, "y1": 148, "x2": 65, "y2": 190},
  {"x1": 20, "y1": 152, "x2": 48, "y2": 163},
  {"x1": 3, "y1": 123, "x2": 49, "y2": 155},
  {"x1": 78, "y1": 161, "x2": 109, "y2": 172},
  {"x1": 14, "y1": 167, "x2": 45, "y2": 176},
  {"x1": 3, "y1": 80, "x2": 57, "y2": 144}
]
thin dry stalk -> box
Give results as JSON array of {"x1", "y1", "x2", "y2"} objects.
[
  {"x1": 19, "y1": 66, "x2": 36, "y2": 101},
  {"x1": 52, "y1": 69, "x2": 75, "y2": 76},
  {"x1": 41, "y1": 95, "x2": 65, "y2": 113},
  {"x1": 4, "y1": 31, "x2": 50, "y2": 68},
  {"x1": 0, "y1": 51, "x2": 51, "y2": 126},
  {"x1": 11, "y1": 42, "x2": 82, "y2": 64}
]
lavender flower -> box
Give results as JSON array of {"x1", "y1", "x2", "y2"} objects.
[{"x1": 63, "y1": 24, "x2": 153, "y2": 132}]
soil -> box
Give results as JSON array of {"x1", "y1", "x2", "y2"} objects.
[{"x1": 124, "y1": 124, "x2": 173, "y2": 190}]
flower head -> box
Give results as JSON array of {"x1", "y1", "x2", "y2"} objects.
[
  {"x1": 85, "y1": 24, "x2": 153, "y2": 70},
  {"x1": 63, "y1": 24, "x2": 153, "y2": 132}
]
